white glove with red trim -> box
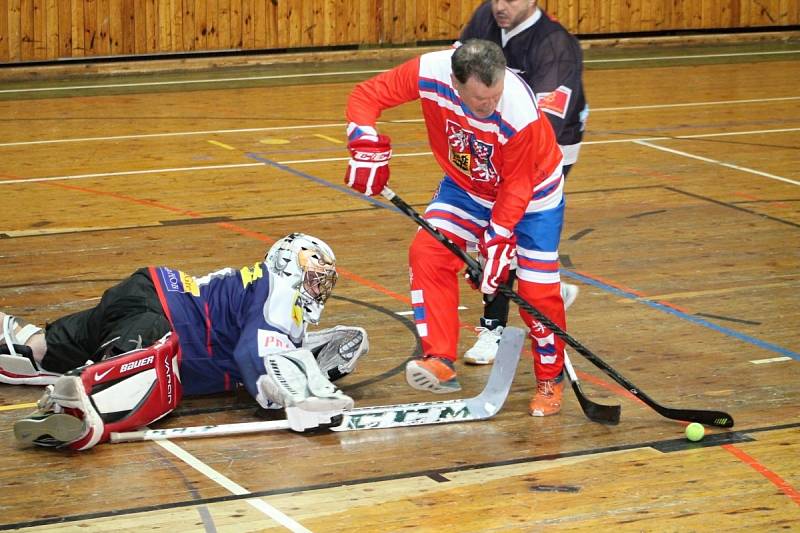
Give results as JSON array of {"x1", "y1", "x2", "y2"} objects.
[
  {"x1": 478, "y1": 223, "x2": 517, "y2": 295},
  {"x1": 345, "y1": 132, "x2": 392, "y2": 196}
]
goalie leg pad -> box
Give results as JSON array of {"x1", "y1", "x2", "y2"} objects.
[
  {"x1": 305, "y1": 325, "x2": 369, "y2": 381},
  {"x1": 258, "y1": 348, "x2": 354, "y2": 413},
  {"x1": 14, "y1": 333, "x2": 182, "y2": 450}
]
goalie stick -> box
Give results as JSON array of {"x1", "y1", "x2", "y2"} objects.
[
  {"x1": 109, "y1": 326, "x2": 525, "y2": 443},
  {"x1": 381, "y1": 186, "x2": 733, "y2": 428}
]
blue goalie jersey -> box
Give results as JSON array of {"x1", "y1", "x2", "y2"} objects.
[{"x1": 148, "y1": 264, "x2": 306, "y2": 400}]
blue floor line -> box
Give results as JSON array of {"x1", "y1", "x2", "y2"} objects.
[
  {"x1": 562, "y1": 270, "x2": 799, "y2": 361},
  {"x1": 249, "y1": 152, "x2": 798, "y2": 362}
]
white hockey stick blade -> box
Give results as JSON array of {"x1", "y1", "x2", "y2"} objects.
[
  {"x1": 332, "y1": 326, "x2": 524, "y2": 431},
  {"x1": 110, "y1": 327, "x2": 524, "y2": 443}
]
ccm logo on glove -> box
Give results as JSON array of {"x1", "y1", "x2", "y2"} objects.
[{"x1": 345, "y1": 134, "x2": 392, "y2": 196}]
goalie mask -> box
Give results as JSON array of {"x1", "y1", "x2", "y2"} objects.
[{"x1": 265, "y1": 233, "x2": 338, "y2": 325}]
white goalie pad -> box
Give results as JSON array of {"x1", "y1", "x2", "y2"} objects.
[
  {"x1": 257, "y1": 348, "x2": 354, "y2": 413},
  {"x1": 305, "y1": 325, "x2": 368, "y2": 381}
]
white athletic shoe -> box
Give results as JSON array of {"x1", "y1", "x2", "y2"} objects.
[
  {"x1": 562, "y1": 283, "x2": 579, "y2": 310},
  {"x1": 464, "y1": 325, "x2": 504, "y2": 365}
]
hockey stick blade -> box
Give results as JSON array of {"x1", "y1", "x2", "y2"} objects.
[
  {"x1": 563, "y1": 352, "x2": 620, "y2": 425},
  {"x1": 381, "y1": 187, "x2": 734, "y2": 429},
  {"x1": 110, "y1": 327, "x2": 525, "y2": 443},
  {"x1": 333, "y1": 326, "x2": 524, "y2": 430}
]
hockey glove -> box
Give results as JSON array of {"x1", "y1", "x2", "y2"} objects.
[
  {"x1": 305, "y1": 325, "x2": 369, "y2": 382},
  {"x1": 478, "y1": 224, "x2": 517, "y2": 295},
  {"x1": 345, "y1": 133, "x2": 392, "y2": 196}
]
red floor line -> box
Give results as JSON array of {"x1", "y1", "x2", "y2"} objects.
[{"x1": 722, "y1": 444, "x2": 800, "y2": 506}]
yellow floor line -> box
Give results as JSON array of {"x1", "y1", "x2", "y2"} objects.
[{"x1": 0, "y1": 402, "x2": 37, "y2": 412}]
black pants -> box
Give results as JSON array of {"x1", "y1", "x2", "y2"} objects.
[{"x1": 42, "y1": 269, "x2": 171, "y2": 374}]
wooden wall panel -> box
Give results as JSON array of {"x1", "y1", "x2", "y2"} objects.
[
  {"x1": 229, "y1": 0, "x2": 241, "y2": 48},
  {"x1": 157, "y1": 0, "x2": 171, "y2": 52},
  {"x1": 97, "y1": 0, "x2": 111, "y2": 55},
  {"x1": 0, "y1": 0, "x2": 8, "y2": 61},
  {"x1": 83, "y1": 0, "x2": 97, "y2": 56},
  {"x1": 1, "y1": 0, "x2": 799, "y2": 63}
]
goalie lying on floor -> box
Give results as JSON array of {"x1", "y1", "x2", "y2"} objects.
[{"x1": 1, "y1": 233, "x2": 368, "y2": 450}]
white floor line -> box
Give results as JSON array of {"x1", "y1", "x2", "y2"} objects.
[
  {"x1": 586, "y1": 96, "x2": 800, "y2": 113},
  {"x1": 2, "y1": 127, "x2": 798, "y2": 187},
  {"x1": 0, "y1": 163, "x2": 263, "y2": 185},
  {"x1": 750, "y1": 356, "x2": 792, "y2": 364},
  {"x1": 155, "y1": 439, "x2": 311, "y2": 533},
  {"x1": 0, "y1": 69, "x2": 387, "y2": 94},
  {"x1": 0, "y1": 122, "x2": 347, "y2": 147},
  {"x1": 583, "y1": 49, "x2": 800, "y2": 63},
  {"x1": 1, "y1": 98, "x2": 798, "y2": 148},
  {"x1": 634, "y1": 140, "x2": 800, "y2": 187},
  {"x1": 1, "y1": 49, "x2": 797, "y2": 95}
]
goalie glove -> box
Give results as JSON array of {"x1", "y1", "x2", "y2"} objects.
[
  {"x1": 257, "y1": 348, "x2": 354, "y2": 414},
  {"x1": 478, "y1": 223, "x2": 517, "y2": 295},
  {"x1": 305, "y1": 325, "x2": 368, "y2": 381},
  {"x1": 345, "y1": 127, "x2": 392, "y2": 196}
]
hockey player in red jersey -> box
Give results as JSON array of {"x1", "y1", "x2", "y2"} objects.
[
  {"x1": 460, "y1": 0, "x2": 588, "y2": 368},
  {"x1": 344, "y1": 39, "x2": 568, "y2": 416},
  {"x1": 1, "y1": 233, "x2": 369, "y2": 449}
]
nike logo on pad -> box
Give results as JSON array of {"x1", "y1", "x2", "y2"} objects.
[{"x1": 94, "y1": 368, "x2": 113, "y2": 381}]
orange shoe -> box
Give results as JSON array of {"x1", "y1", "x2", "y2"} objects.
[
  {"x1": 528, "y1": 376, "x2": 564, "y2": 416},
  {"x1": 405, "y1": 356, "x2": 461, "y2": 394}
]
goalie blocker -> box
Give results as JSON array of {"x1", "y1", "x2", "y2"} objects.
[{"x1": 14, "y1": 333, "x2": 182, "y2": 450}]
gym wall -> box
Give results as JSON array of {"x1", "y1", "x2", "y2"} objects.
[{"x1": 0, "y1": 0, "x2": 797, "y2": 64}]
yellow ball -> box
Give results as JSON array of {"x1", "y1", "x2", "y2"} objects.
[{"x1": 685, "y1": 422, "x2": 705, "y2": 442}]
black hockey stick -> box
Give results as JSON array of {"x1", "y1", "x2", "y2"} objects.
[
  {"x1": 563, "y1": 351, "x2": 619, "y2": 425},
  {"x1": 380, "y1": 188, "x2": 618, "y2": 425},
  {"x1": 382, "y1": 187, "x2": 734, "y2": 428}
]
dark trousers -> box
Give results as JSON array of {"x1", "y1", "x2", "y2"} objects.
[{"x1": 42, "y1": 268, "x2": 171, "y2": 374}]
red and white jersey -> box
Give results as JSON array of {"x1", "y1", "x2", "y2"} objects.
[{"x1": 346, "y1": 48, "x2": 563, "y2": 230}]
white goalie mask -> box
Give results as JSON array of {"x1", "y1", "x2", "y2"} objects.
[{"x1": 265, "y1": 233, "x2": 338, "y2": 325}]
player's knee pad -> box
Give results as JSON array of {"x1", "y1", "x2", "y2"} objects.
[
  {"x1": 25, "y1": 333, "x2": 182, "y2": 450},
  {"x1": 305, "y1": 325, "x2": 368, "y2": 381}
]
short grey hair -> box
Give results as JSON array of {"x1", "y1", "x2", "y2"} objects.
[{"x1": 451, "y1": 39, "x2": 507, "y2": 86}]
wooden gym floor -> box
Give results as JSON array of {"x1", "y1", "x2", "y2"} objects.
[{"x1": 0, "y1": 37, "x2": 798, "y2": 531}]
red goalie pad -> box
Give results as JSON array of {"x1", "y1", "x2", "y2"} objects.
[{"x1": 67, "y1": 332, "x2": 183, "y2": 450}]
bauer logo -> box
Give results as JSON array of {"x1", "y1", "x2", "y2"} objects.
[{"x1": 120, "y1": 355, "x2": 154, "y2": 373}]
